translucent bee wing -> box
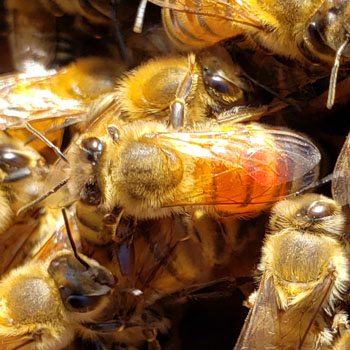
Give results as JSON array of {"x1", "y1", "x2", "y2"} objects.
[
  {"x1": 0, "y1": 334, "x2": 36, "y2": 350},
  {"x1": 0, "y1": 219, "x2": 38, "y2": 276},
  {"x1": 0, "y1": 71, "x2": 86, "y2": 130},
  {"x1": 235, "y1": 270, "x2": 334, "y2": 350},
  {"x1": 152, "y1": 125, "x2": 320, "y2": 208},
  {"x1": 148, "y1": 0, "x2": 266, "y2": 30},
  {"x1": 332, "y1": 132, "x2": 350, "y2": 206},
  {"x1": 234, "y1": 273, "x2": 280, "y2": 350}
]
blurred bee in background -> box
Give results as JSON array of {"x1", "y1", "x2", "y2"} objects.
[
  {"x1": 0, "y1": 56, "x2": 127, "y2": 161},
  {"x1": 0, "y1": 132, "x2": 47, "y2": 233},
  {"x1": 0, "y1": 132, "x2": 66, "y2": 277},
  {"x1": 142, "y1": 0, "x2": 350, "y2": 109},
  {"x1": 5, "y1": 0, "x2": 139, "y2": 72},
  {"x1": 234, "y1": 194, "x2": 350, "y2": 350}
]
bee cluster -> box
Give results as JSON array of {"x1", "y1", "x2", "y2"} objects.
[{"x1": 0, "y1": 1, "x2": 350, "y2": 350}]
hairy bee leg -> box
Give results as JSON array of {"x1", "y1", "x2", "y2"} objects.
[{"x1": 170, "y1": 53, "x2": 197, "y2": 128}]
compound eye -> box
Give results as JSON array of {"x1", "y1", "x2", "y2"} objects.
[
  {"x1": 81, "y1": 137, "x2": 104, "y2": 164},
  {"x1": 307, "y1": 201, "x2": 333, "y2": 219},
  {"x1": 66, "y1": 295, "x2": 99, "y2": 313},
  {"x1": 205, "y1": 74, "x2": 232, "y2": 95},
  {"x1": 0, "y1": 145, "x2": 29, "y2": 171}
]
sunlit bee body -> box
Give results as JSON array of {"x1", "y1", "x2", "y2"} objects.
[
  {"x1": 149, "y1": 0, "x2": 350, "y2": 66},
  {"x1": 58, "y1": 120, "x2": 321, "y2": 221},
  {"x1": 114, "y1": 46, "x2": 274, "y2": 127},
  {"x1": 234, "y1": 194, "x2": 350, "y2": 350},
  {"x1": 0, "y1": 57, "x2": 126, "y2": 158},
  {"x1": 0, "y1": 223, "x2": 117, "y2": 350}
]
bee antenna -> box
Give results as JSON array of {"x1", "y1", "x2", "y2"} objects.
[
  {"x1": 327, "y1": 35, "x2": 350, "y2": 110},
  {"x1": 110, "y1": 0, "x2": 130, "y2": 62},
  {"x1": 292, "y1": 173, "x2": 333, "y2": 197},
  {"x1": 24, "y1": 121, "x2": 68, "y2": 163},
  {"x1": 242, "y1": 72, "x2": 301, "y2": 112},
  {"x1": 16, "y1": 177, "x2": 69, "y2": 217},
  {"x1": 133, "y1": 0, "x2": 148, "y2": 33},
  {"x1": 61, "y1": 208, "x2": 90, "y2": 269}
]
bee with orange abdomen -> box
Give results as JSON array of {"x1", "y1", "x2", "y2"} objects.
[
  {"x1": 145, "y1": 0, "x2": 350, "y2": 108},
  {"x1": 146, "y1": 0, "x2": 350, "y2": 66},
  {"x1": 234, "y1": 194, "x2": 350, "y2": 350},
  {"x1": 40, "y1": 119, "x2": 321, "y2": 223}
]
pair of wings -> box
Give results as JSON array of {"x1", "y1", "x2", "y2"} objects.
[
  {"x1": 234, "y1": 272, "x2": 334, "y2": 350},
  {"x1": 43, "y1": 123, "x2": 321, "y2": 213}
]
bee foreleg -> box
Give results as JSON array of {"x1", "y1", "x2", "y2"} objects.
[{"x1": 170, "y1": 53, "x2": 197, "y2": 128}]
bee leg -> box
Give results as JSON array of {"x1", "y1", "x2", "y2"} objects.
[
  {"x1": 143, "y1": 328, "x2": 161, "y2": 350},
  {"x1": 332, "y1": 311, "x2": 349, "y2": 336},
  {"x1": 112, "y1": 215, "x2": 136, "y2": 275},
  {"x1": 170, "y1": 53, "x2": 197, "y2": 129},
  {"x1": 215, "y1": 102, "x2": 285, "y2": 124}
]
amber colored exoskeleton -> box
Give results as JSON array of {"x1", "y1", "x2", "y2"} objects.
[
  {"x1": 39, "y1": 119, "x2": 321, "y2": 222},
  {"x1": 147, "y1": 0, "x2": 350, "y2": 66}
]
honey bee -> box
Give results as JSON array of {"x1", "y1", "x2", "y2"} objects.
[
  {"x1": 234, "y1": 193, "x2": 350, "y2": 350},
  {"x1": 0, "y1": 132, "x2": 69, "y2": 277},
  {"x1": 35, "y1": 119, "x2": 321, "y2": 226},
  {"x1": 0, "y1": 222, "x2": 118, "y2": 350},
  {"x1": 0, "y1": 192, "x2": 266, "y2": 350},
  {"x1": 0, "y1": 132, "x2": 47, "y2": 234},
  {"x1": 5, "y1": 0, "x2": 133, "y2": 71},
  {"x1": 142, "y1": 0, "x2": 350, "y2": 108},
  {"x1": 145, "y1": 0, "x2": 350, "y2": 65},
  {"x1": 0, "y1": 56, "x2": 127, "y2": 159},
  {"x1": 113, "y1": 46, "x2": 287, "y2": 128}
]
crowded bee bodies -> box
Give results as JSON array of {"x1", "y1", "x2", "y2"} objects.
[{"x1": 234, "y1": 194, "x2": 350, "y2": 350}]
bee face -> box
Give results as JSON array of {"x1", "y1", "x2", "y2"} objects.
[{"x1": 269, "y1": 193, "x2": 345, "y2": 237}]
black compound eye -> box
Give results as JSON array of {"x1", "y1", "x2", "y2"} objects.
[
  {"x1": 307, "y1": 201, "x2": 333, "y2": 220},
  {"x1": 81, "y1": 137, "x2": 104, "y2": 164},
  {"x1": 0, "y1": 145, "x2": 29, "y2": 171},
  {"x1": 204, "y1": 73, "x2": 232, "y2": 95},
  {"x1": 66, "y1": 295, "x2": 99, "y2": 312}
]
